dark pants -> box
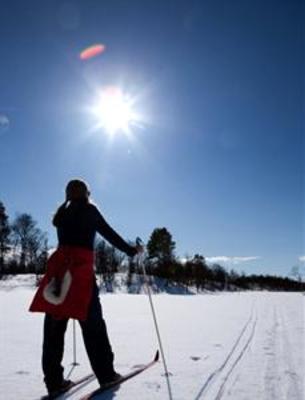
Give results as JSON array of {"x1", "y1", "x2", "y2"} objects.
[{"x1": 42, "y1": 281, "x2": 115, "y2": 391}]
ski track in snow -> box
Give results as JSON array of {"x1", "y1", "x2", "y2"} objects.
[
  {"x1": 193, "y1": 302, "x2": 257, "y2": 400},
  {"x1": 0, "y1": 279, "x2": 304, "y2": 400},
  {"x1": 214, "y1": 294, "x2": 305, "y2": 400}
]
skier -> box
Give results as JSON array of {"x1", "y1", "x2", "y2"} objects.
[{"x1": 29, "y1": 179, "x2": 142, "y2": 396}]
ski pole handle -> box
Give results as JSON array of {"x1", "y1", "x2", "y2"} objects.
[
  {"x1": 135, "y1": 237, "x2": 145, "y2": 255},
  {"x1": 136, "y1": 237, "x2": 143, "y2": 246}
]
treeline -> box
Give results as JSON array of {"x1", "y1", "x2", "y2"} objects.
[
  {"x1": 0, "y1": 201, "x2": 304, "y2": 292},
  {"x1": 133, "y1": 227, "x2": 305, "y2": 292}
]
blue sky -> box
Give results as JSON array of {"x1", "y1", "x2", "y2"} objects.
[{"x1": 0, "y1": 0, "x2": 303, "y2": 276}]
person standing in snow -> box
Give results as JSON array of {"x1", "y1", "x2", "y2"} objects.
[{"x1": 30, "y1": 179, "x2": 142, "y2": 396}]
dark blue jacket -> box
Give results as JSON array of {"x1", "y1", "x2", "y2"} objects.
[{"x1": 53, "y1": 200, "x2": 136, "y2": 257}]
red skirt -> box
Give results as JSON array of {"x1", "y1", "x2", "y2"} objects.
[{"x1": 29, "y1": 246, "x2": 95, "y2": 321}]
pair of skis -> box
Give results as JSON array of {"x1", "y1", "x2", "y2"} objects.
[{"x1": 40, "y1": 350, "x2": 159, "y2": 400}]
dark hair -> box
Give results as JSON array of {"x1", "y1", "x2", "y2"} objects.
[
  {"x1": 53, "y1": 179, "x2": 91, "y2": 226},
  {"x1": 65, "y1": 179, "x2": 90, "y2": 202}
]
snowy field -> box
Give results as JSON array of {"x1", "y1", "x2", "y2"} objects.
[{"x1": 0, "y1": 277, "x2": 304, "y2": 400}]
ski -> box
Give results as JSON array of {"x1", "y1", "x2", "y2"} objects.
[
  {"x1": 79, "y1": 350, "x2": 159, "y2": 400},
  {"x1": 39, "y1": 373, "x2": 95, "y2": 400}
]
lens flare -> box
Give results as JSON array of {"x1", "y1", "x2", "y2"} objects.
[{"x1": 80, "y1": 44, "x2": 105, "y2": 60}]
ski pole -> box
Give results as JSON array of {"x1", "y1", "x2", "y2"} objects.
[
  {"x1": 72, "y1": 319, "x2": 80, "y2": 367},
  {"x1": 66, "y1": 319, "x2": 80, "y2": 379},
  {"x1": 136, "y1": 238, "x2": 174, "y2": 400}
]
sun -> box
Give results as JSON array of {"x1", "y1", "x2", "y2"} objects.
[{"x1": 90, "y1": 86, "x2": 138, "y2": 136}]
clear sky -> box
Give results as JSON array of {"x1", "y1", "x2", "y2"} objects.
[{"x1": 0, "y1": 0, "x2": 304, "y2": 276}]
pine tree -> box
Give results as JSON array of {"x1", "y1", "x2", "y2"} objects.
[{"x1": 147, "y1": 227, "x2": 176, "y2": 263}]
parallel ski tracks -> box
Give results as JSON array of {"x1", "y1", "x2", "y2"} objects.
[
  {"x1": 194, "y1": 303, "x2": 257, "y2": 400},
  {"x1": 214, "y1": 313, "x2": 257, "y2": 400}
]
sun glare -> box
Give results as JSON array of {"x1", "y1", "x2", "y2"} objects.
[{"x1": 91, "y1": 86, "x2": 137, "y2": 136}]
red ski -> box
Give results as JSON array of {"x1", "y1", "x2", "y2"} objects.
[{"x1": 79, "y1": 350, "x2": 159, "y2": 400}]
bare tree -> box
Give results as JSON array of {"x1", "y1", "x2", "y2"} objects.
[{"x1": 12, "y1": 213, "x2": 46, "y2": 272}]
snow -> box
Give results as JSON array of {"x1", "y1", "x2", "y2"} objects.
[{"x1": 0, "y1": 277, "x2": 304, "y2": 400}]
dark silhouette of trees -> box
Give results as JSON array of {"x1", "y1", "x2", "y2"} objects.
[
  {"x1": 35, "y1": 238, "x2": 49, "y2": 274},
  {"x1": 95, "y1": 239, "x2": 124, "y2": 291},
  {"x1": 11, "y1": 213, "x2": 47, "y2": 273},
  {"x1": 147, "y1": 227, "x2": 176, "y2": 263},
  {"x1": 0, "y1": 201, "x2": 303, "y2": 292},
  {"x1": 232, "y1": 273, "x2": 305, "y2": 291},
  {"x1": 0, "y1": 201, "x2": 11, "y2": 275},
  {"x1": 211, "y1": 264, "x2": 227, "y2": 289},
  {"x1": 146, "y1": 227, "x2": 176, "y2": 280},
  {"x1": 95, "y1": 239, "x2": 108, "y2": 276}
]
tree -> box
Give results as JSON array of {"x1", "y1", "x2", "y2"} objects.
[
  {"x1": 189, "y1": 254, "x2": 212, "y2": 290},
  {"x1": 35, "y1": 237, "x2": 49, "y2": 274},
  {"x1": 147, "y1": 227, "x2": 176, "y2": 263},
  {"x1": 12, "y1": 213, "x2": 46, "y2": 271},
  {"x1": 34, "y1": 237, "x2": 49, "y2": 285},
  {"x1": 126, "y1": 258, "x2": 137, "y2": 292},
  {"x1": 95, "y1": 239, "x2": 108, "y2": 276},
  {"x1": 212, "y1": 264, "x2": 227, "y2": 289},
  {"x1": 228, "y1": 269, "x2": 240, "y2": 287},
  {"x1": 0, "y1": 201, "x2": 11, "y2": 273},
  {"x1": 95, "y1": 240, "x2": 124, "y2": 291}
]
